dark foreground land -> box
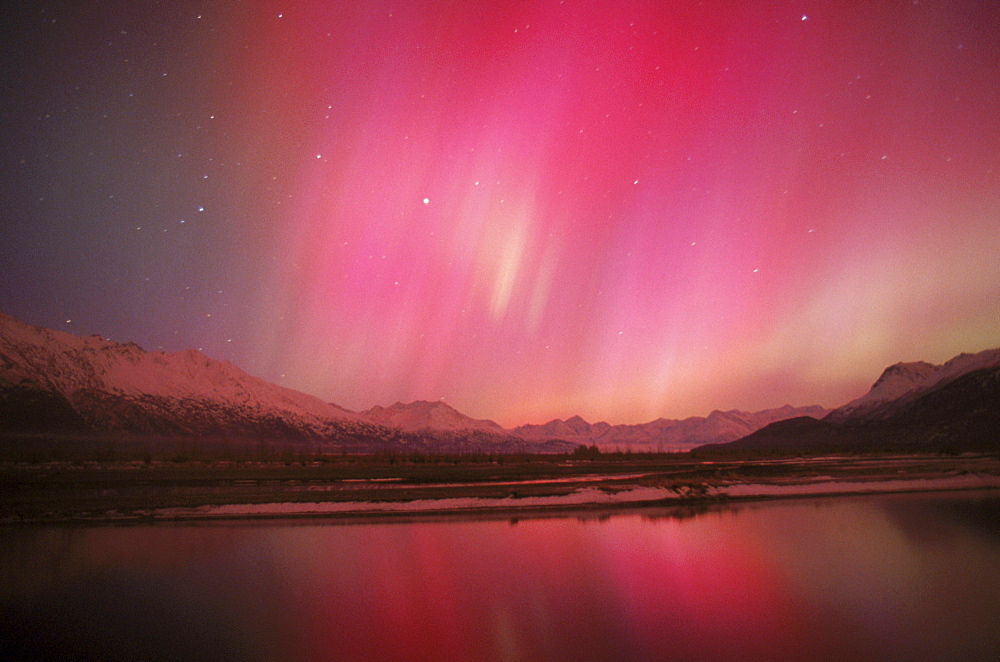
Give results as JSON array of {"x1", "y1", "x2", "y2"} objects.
[{"x1": 3, "y1": 452, "x2": 999, "y2": 523}]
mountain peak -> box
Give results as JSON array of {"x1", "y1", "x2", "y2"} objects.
[
  {"x1": 363, "y1": 399, "x2": 503, "y2": 434},
  {"x1": 872, "y1": 361, "x2": 937, "y2": 389},
  {"x1": 826, "y1": 348, "x2": 1000, "y2": 422}
]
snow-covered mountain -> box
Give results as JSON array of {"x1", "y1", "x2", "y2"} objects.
[
  {"x1": 363, "y1": 400, "x2": 507, "y2": 434},
  {"x1": 697, "y1": 347, "x2": 1000, "y2": 455},
  {"x1": 0, "y1": 312, "x2": 373, "y2": 443},
  {"x1": 512, "y1": 405, "x2": 831, "y2": 452},
  {"x1": 825, "y1": 348, "x2": 1000, "y2": 422},
  {"x1": 0, "y1": 312, "x2": 577, "y2": 454},
  {"x1": 22, "y1": 310, "x2": 992, "y2": 457}
]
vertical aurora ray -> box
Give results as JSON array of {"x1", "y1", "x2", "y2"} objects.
[
  {"x1": 243, "y1": 2, "x2": 1000, "y2": 424},
  {"x1": 3, "y1": 1, "x2": 996, "y2": 425}
]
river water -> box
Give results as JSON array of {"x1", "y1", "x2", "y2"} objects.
[{"x1": 2, "y1": 491, "x2": 998, "y2": 661}]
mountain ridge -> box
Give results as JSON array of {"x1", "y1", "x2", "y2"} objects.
[
  {"x1": 0, "y1": 312, "x2": 832, "y2": 452},
  {"x1": 511, "y1": 404, "x2": 831, "y2": 451},
  {"x1": 0, "y1": 312, "x2": 577, "y2": 453},
  {"x1": 696, "y1": 348, "x2": 1000, "y2": 455},
  {"x1": 9, "y1": 311, "x2": 990, "y2": 456},
  {"x1": 0, "y1": 312, "x2": 364, "y2": 434},
  {"x1": 824, "y1": 348, "x2": 1000, "y2": 423}
]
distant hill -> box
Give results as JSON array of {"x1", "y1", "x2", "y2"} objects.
[{"x1": 696, "y1": 349, "x2": 1000, "y2": 456}]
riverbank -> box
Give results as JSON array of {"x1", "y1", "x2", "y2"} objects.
[{"x1": 3, "y1": 453, "x2": 998, "y2": 524}]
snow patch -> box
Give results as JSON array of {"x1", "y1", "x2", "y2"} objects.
[{"x1": 148, "y1": 475, "x2": 1000, "y2": 519}]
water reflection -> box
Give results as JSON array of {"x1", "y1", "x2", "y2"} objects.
[{"x1": 2, "y1": 491, "x2": 998, "y2": 661}]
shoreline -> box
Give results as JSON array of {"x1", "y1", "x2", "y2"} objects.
[
  {"x1": 136, "y1": 473, "x2": 1000, "y2": 521},
  {"x1": 5, "y1": 470, "x2": 999, "y2": 526}
]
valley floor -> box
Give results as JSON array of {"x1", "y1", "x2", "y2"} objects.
[{"x1": 3, "y1": 453, "x2": 999, "y2": 524}]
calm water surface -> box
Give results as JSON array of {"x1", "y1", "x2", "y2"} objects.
[{"x1": 2, "y1": 491, "x2": 999, "y2": 661}]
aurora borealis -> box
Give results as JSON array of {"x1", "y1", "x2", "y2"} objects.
[{"x1": 2, "y1": 1, "x2": 998, "y2": 426}]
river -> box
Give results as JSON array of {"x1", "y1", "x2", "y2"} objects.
[{"x1": 2, "y1": 490, "x2": 998, "y2": 661}]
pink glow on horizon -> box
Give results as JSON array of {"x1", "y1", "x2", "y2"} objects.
[{"x1": 218, "y1": 2, "x2": 1000, "y2": 426}]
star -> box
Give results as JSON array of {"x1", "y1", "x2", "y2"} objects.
[{"x1": 2, "y1": 0, "x2": 997, "y2": 429}]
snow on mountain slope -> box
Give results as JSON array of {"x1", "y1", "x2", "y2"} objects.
[
  {"x1": 825, "y1": 348, "x2": 1000, "y2": 422},
  {"x1": 934, "y1": 348, "x2": 1000, "y2": 387},
  {"x1": 362, "y1": 400, "x2": 507, "y2": 434},
  {"x1": 824, "y1": 362, "x2": 937, "y2": 421},
  {"x1": 698, "y1": 363, "x2": 1000, "y2": 455},
  {"x1": 0, "y1": 312, "x2": 363, "y2": 437}
]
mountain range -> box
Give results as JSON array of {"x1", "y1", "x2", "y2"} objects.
[
  {"x1": 511, "y1": 405, "x2": 830, "y2": 451},
  {"x1": 696, "y1": 348, "x2": 1000, "y2": 455},
  {"x1": 2, "y1": 311, "x2": 996, "y2": 455},
  {"x1": 0, "y1": 312, "x2": 566, "y2": 454},
  {"x1": 0, "y1": 312, "x2": 832, "y2": 453}
]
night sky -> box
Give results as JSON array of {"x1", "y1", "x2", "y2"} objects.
[{"x1": 2, "y1": 1, "x2": 998, "y2": 426}]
